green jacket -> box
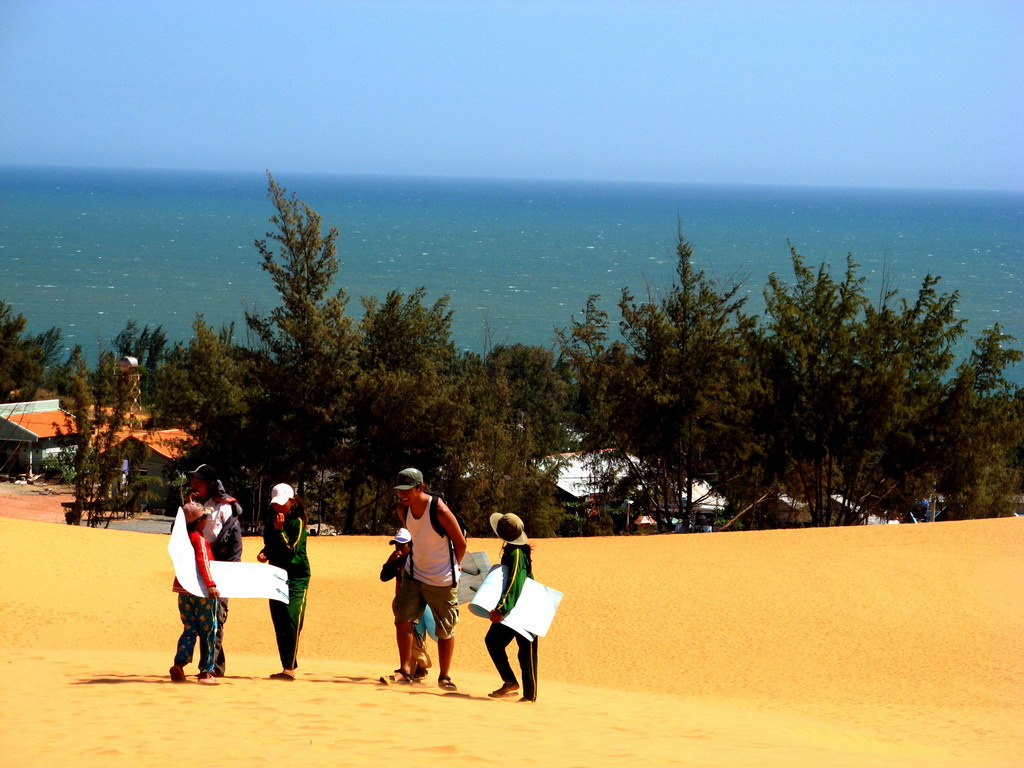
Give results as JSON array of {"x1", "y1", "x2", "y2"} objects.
[
  {"x1": 496, "y1": 544, "x2": 532, "y2": 615},
  {"x1": 262, "y1": 510, "x2": 310, "y2": 579}
]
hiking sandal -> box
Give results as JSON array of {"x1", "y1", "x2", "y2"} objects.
[
  {"x1": 437, "y1": 675, "x2": 457, "y2": 691},
  {"x1": 388, "y1": 669, "x2": 413, "y2": 684}
]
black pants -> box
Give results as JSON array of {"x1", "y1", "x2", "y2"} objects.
[{"x1": 485, "y1": 621, "x2": 538, "y2": 701}]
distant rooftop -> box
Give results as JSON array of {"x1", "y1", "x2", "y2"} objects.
[{"x1": 0, "y1": 401, "x2": 74, "y2": 441}]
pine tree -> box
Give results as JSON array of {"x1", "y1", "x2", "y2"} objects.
[
  {"x1": 336, "y1": 287, "x2": 466, "y2": 534},
  {"x1": 245, "y1": 173, "x2": 359, "y2": 486},
  {"x1": 559, "y1": 231, "x2": 752, "y2": 530},
  {"x1": 63, "y1": 350, "x2": 148, "y2": 526}
]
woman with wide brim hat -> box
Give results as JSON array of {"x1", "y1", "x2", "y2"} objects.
[{"x1": 484, "y1": 512, "x2": 538, "y2": 702}]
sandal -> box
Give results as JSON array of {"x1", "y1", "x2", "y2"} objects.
[
  {"x1": 388, "y1": 669, "x2": 413, "y2": 684},
  {"x1": 437, "y1": 675, "x2": 457, "y2": 691},
  {"x1": 197, "y1": 672, "x2": 219, "y2": 685},
  {"x1": 169, "y1": 665, "x2": 185, "y2": 683}
]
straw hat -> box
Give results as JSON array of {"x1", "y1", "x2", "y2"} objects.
[{"x1": 490, "y1": 512, "x2": 528, "y2": 545}]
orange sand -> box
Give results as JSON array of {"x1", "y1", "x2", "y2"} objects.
[{"x1": 0, "y1": 487, "x2": 1021, "y2": 767}]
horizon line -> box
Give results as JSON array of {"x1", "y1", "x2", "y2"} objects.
[{"x1": 1, "y1": 162, "x2": 1021, "y2": 197}]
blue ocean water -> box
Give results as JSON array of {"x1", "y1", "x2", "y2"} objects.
[{"x1": 1, "y1": 166, "x2": 1022, "y2": 383}]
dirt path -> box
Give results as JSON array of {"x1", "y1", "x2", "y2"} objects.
[{"x1": 0, "y1": 481, "x2": 74, "y2": 523}]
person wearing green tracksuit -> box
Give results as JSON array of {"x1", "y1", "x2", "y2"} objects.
[{"x1": 257, "y1": 482, "x2": 310, "y2": 681}]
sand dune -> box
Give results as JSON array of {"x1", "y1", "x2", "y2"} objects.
[{"x1": 0, "y1": 490, "x2": 1021, "y2": 767}]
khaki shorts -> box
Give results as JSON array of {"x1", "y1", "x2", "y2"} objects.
[{"x1": 394, "y1": 577, "x2": 459, "y2": 640}]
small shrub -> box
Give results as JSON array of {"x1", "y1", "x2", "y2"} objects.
[{"x1": 41, "y1": 447, "x2": 76, "y2": 483}]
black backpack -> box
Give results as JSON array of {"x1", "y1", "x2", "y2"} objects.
[{"x1": 402, "y1": 493, "x2": 467, "y2": 586}]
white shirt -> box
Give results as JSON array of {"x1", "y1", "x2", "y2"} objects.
[
  {"x1": 200, "y1": 498, "x2": 235, "y2": 544},
  {"x1": 404, "y1": 502, "x2": 460, "y2": 587}
]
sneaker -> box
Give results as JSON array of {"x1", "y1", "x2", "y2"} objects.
[
  {"x1": 488, "y1": 682, "x2": 520, "y2": 698},
  {"x1": 169, "y1": 665, "x2": 186, "y2": 683}
]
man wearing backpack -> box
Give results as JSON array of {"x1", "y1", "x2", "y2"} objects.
[{"x1": 391, "y1": 467, "x2": 467, "y2": 691}]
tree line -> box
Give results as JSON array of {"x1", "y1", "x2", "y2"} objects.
[{"x1": 2, "y1": 174, "x2": 1021, "y2": 534}]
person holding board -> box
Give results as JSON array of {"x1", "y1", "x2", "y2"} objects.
[
  {"x1": 485, "y1": 512, "x2": 538, "y2": 702},
  {"x1": 169, "y1": 502, "x2": 221, "y2": 685}
]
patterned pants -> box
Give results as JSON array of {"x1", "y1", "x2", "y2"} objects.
[
  {"x1": 206, "y1": 597, "x2": 229, "y2": 676},
  {"x1": 174, "y1": 594, "x2": 219, "y2": 674}
]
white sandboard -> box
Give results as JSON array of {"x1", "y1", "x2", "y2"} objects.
[
  {"x1": 169, "y1": 508, "x2": 289, "y2": 603},
  {"x1": 469, "y1": 564, "x2": 563, "y2": 640},
  {"x1": 457, "y1": 550, "x2": 492, "y2": 604}
]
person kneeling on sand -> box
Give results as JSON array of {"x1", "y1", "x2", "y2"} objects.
[
  {"x1": 169, "y1": 502, "x2": 221, "y2": 685},
  {"x1": 485, "y1": 512, "x2": 537, "y2": 702}
]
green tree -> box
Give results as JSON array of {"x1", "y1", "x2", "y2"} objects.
[
  {"x1": 759, "y1": 250, "x2": 872, "y2": 525},
  {"x1": 932, "y1": 326, "x2": 1023, "y2": 518},
  {"x1": 245, "y1": 173, "x2": 359, "y2": 487},
  {"x1": 29, "y1": 326, "x2": 70, "y2": 396},
  {"x1": 484, "y1": 343, "x2": 575, "y2": 458},
  {"x1": 450, "y1": 345, "x2": 571, "y2": 537},
  {"x1": 335, "y1": 287, "x2": 468, "y2": 534},
  {"x1": 753, "y1": 248, "x2": 1012, "y2": 526},
  {"x1": 559, "y1": 232, "x2": 753, "y2": 530},
  {"x1": 63, "y1": 349, "x2": 149, "y2": 526},
  {"x1": 150, "y1": 317, "x2": 246, "y2": 469},
  {"x1": 848, "y1": 272, "x2": 965, "y2": 519},
  {"x1": 0, "y1": 301, "x2": 63, "y2": 402},
  {"x1": 112, "y1": 320, "x2": 169, "y2": 403}
]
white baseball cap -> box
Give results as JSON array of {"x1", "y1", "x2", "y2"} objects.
[
  {"x1": 389, "y1": 527, "x2": 412, "y2": 545},
  {"x1": 270, "y1": 483, "x2": 295, "y2": 506}
]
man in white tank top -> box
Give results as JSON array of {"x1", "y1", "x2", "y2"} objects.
[{"x1": 390, "y1": 467, "x2": 467, "y2": 691}]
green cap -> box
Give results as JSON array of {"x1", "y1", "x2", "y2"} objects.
[{"x1": 394, "y1": 467, "x2": 424, "y2": 490}]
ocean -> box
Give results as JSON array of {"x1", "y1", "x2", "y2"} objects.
[{"x1": 1, "y1": 166, "x2": 1021, "y2": 383}]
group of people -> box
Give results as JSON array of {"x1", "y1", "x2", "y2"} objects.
[
  {"x1": 170, "y1": 464, "x2": 537, "y2": 702},
  {"x1": 170, "y1": 464, "x2": 309, "y2": 685}
]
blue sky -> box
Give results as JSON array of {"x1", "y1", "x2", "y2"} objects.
[{"x1": 1, "y1": 0, "x2": 1021, "y2": 190}]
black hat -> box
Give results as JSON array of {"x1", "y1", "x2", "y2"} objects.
[{"x1": 187, "y1": 464, "x2": 218, "y2": 484}]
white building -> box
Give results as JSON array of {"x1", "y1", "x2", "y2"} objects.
[{"x1": 0, "y1": 400, "x2": 74, "y2": 476}]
